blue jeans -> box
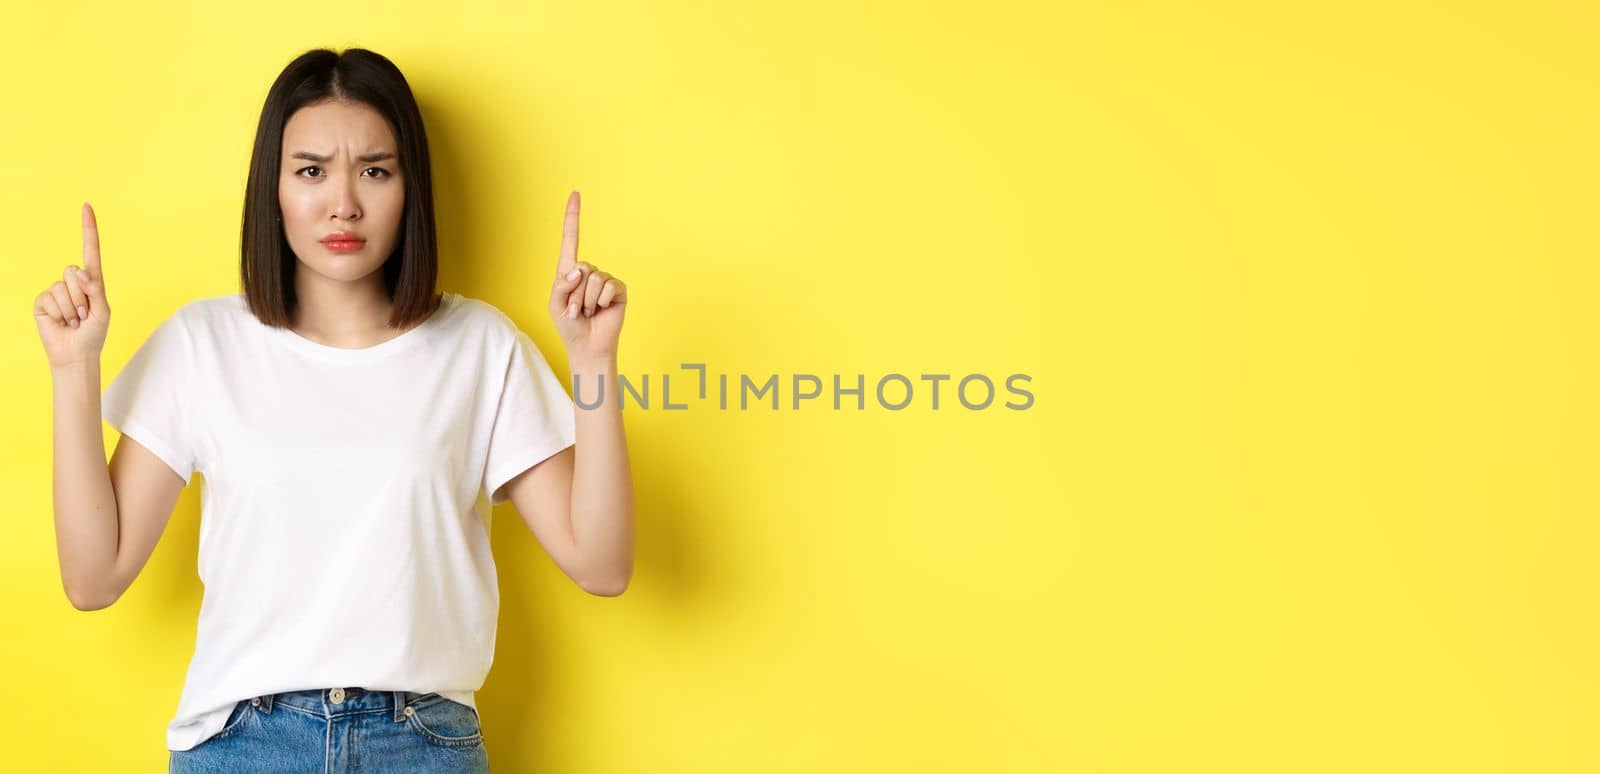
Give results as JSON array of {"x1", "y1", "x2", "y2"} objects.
[{"x1": 168, "y1": 687, "x2": 489, "y2": 773}]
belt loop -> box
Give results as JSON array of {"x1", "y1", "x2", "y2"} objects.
[
  {"x1": 260, "y1": 693, "x2": 275, "y2": 714},
  {"x1": 392, "y1": 691, "x2": 406, "y2": 721}
]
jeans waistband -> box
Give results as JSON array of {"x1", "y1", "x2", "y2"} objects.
[{"x1": 249, "y1": 688, "x2": 447, "y2": 722}]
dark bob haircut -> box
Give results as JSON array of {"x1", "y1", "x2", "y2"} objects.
[{"x1": 240, "y1": 47, "x2": 441, "y2": 330}]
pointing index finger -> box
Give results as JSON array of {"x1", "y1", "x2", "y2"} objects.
[
  {"x1": 556, "y1": 190, "x2": 580, "y2": 279},
  {"x1": 81, "y1": 202, "x2": 102, "y2": 278}
]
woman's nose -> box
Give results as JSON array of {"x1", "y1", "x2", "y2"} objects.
[
  {"x1": 332, "y1": 185, "x2": 361, "y2": 220},
  {"x1": 334, "y1": 170, "x2": 366, "y2": 215}
]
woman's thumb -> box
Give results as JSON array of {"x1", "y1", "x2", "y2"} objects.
[
  {"x1": 558, "y1": 267, "x2": 584, "y2": 291},
  {"x1": 81, "y1": 272, "x2": 109, "y2": 314},
  {"x1": 551, "y1": 268, "x2": 582, "y2": 307}
]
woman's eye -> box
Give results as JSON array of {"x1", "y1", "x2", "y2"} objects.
[{"x1": 294, "y1": 166, "x2": 391, "y2": 179}]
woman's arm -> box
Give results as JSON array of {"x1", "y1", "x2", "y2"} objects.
[
  {"x1": 565, "y1": 353, "x2": 634, "y2": 594},
  {"x1": 501, "y1": 353, "x2": 634, "y2": 596},
  {"x1": 52, "y1": 362, "x2": 186, "y2": 610},
  {"x1": 50, "y1": 360, "x2": 124, "y2": 609},
  {"x1": 38, "y1": 203, "x2": 187, "y2": 610},
  {"x1": 502, "y1": 190, "x2": 635, "y2": 595}
]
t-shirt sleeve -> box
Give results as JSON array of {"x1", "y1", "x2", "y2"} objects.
[
  {"x1": 101, "y1": 310, "x2": 198, "y2": 486},
  {"x1": 483, "y1": 327, "x2": 578, "y2": 505}
]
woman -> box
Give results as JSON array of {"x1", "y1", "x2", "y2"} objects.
[{"x1": 36, "y1": 47, "x2": 635, "y2": 773}]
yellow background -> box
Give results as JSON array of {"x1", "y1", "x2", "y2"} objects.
[{"x1": 3, "y1": 1, "x2": 1595, "y2": 771}]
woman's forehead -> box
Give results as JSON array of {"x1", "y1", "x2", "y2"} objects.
[{"x1": 283, "y1": 100, "x2": 396, "y2": 149}]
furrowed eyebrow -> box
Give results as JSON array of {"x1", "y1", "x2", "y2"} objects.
[{"x1": 289, "y1": 151, "x2": 397, "y2": 163}]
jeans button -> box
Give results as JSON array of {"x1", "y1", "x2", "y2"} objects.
[
  {"x1": 251, "y1": 697, "x2": 261, "y2": 707},
  {"x1": 330, "y1": 687, "x2": 346, "y2": 704}
]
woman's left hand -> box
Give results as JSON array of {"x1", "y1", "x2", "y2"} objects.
[{"x1": 548, "y1": 190, "x2": 626, "y2": 359}]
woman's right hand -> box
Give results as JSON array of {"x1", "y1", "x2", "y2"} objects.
[{"x1": 35, "y1": 202, "x2": 113, "y2": 370}]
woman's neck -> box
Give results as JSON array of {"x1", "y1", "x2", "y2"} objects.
[{"x1": 289, "y1": 274, "x2": 407, "y2": 349}]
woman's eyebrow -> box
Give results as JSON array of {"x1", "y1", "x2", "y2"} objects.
[{"x1": 288, "y1": 151, "x2": 397, "y2": 163}]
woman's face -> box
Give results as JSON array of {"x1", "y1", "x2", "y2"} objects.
[{"x1": 277, "y1": 99, "x2": 405, "y2": 285}]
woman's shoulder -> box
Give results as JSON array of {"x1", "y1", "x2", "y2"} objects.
[
  {"x1": 446, "y1": 292, "x2": 527, "y2": 339},
  {"x1": 172, "y1": 291, "x2": 245, "y2": 317},
  {"x1": 157, "y1": 292, "x2": 247, "y2": 336},
  {"x1": 122, "y1": 293, "x2": 238, "y2": 336}
]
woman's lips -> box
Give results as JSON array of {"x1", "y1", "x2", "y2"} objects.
[{"x1": 323, "y1": 239, "x2": 366, "y2": 252}]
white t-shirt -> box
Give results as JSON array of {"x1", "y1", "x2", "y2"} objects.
[{"x1": 100, "y1": 290, "x2": 577, "y2": 752}]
